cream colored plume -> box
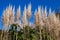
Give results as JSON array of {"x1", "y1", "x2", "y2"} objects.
[
  {"x1": 37, "y1": 6, "x2": 44, "y2": 26},
  {"x1": 2, "y1": 10, "x2": 8, "y2": 30},
  {"x1": 2, "y1": 5, "x2": 15, "y2": 31},
  {"x1": 2, "y1": 5, "x2": 12, "y2": 31},
  {"x1": 48, "y1": 12, "x2": 60, "y2": 37},
  {"x1": 22, "y1": 5, "x2": 28, "y2": 26},
  {"x1": 34, "y1": 9, "x2": 38, "y2": 26},
  {"x1": 42, "y1": 7, "x2": 47, "y2": 22},
  {"x1": 27, "y1": 3, "x2": 31, "y2": 18},
  {"x1": 16, "y1": 6, "x2": 21, "y2": 21},
  {"x1": 9, "y1": 6, "x2": 15, "y2": 25}
]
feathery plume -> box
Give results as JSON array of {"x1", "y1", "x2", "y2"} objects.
[
  {"x1": 27, "y1": 3, "x2": 31, "y2": 18},
  {"x1": 2, "y1": 5, "x2": 12, "y2": 31},
  {"x1": 48, "y1": 14, "x2": 55, "y2": 31},
  {"x1": 16, "y1": 6, "x2": 21, "y2": 21},
  {"x1": 42, "y1": 7, "x2": 47, "y2": 22},
  {"x1": 48, "y1": 12, "x2": 60, "y2": 38},
  {"x1": 9, "y1": 6, "x2": 15, "y2": 25},
  {"x1": 26, "y1": 3, "x2": 32, "y2": 26},
  {"x1": 37, "y1": 6, "x2": 44, "y2": 26},
  {"x1": 22, "y1": 5, "x2": 28, "y2": 26},
  {"x1": 34, "y1": 9, "x2": 38, "y2": 26}
]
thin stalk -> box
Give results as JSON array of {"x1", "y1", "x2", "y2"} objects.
[
  {"x1": 23, "y1": 27, "x2": 26, "y2": 40},
  {"x1": 40, "y1": 26, "x2": 42, "y2": 40}
]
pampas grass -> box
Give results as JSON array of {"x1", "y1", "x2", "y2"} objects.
[{"x1": 2, "y1": 4, "x2": 60, "y2": 40}]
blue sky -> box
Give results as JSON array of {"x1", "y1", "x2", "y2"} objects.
[{"x1": 0, "y1": 0, "x2": 60, "y2": 30}]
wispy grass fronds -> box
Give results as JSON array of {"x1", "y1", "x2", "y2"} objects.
[{"x1": 2, "y1": 4, "x2": 60, "y2": 40}]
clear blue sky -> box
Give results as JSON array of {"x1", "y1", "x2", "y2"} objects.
[{"x1": 0, "y1": 0, "x2": 60, "y2": 30}]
